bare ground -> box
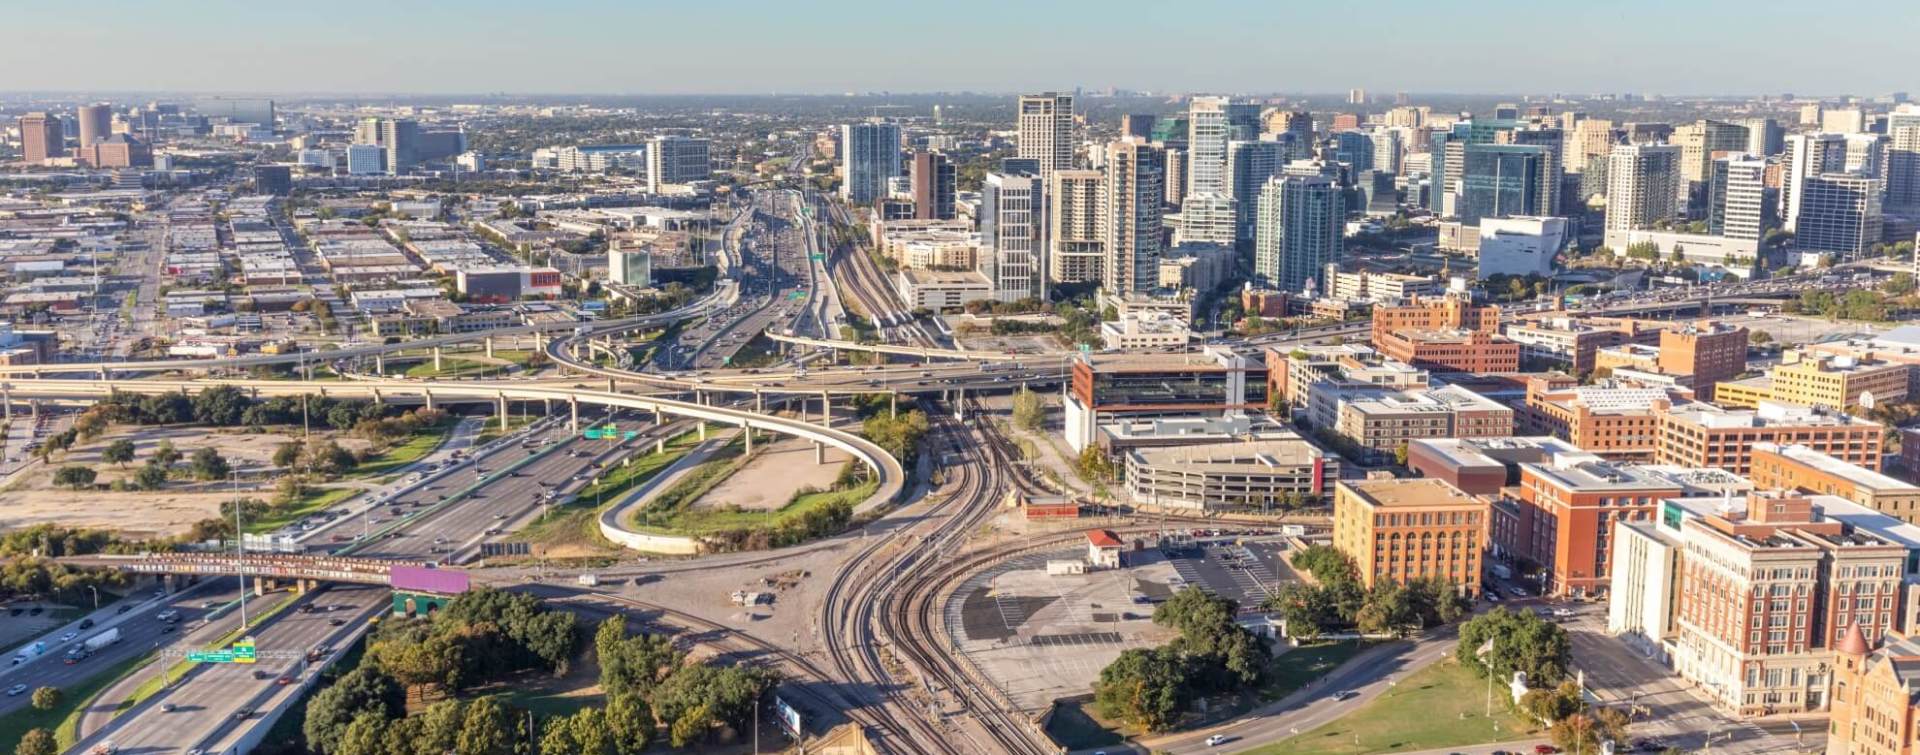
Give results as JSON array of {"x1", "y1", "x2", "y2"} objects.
[{"x1": 0, "y1": 425, "x2": 370, "y2": 539}]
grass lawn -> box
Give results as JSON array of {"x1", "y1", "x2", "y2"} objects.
[
  {"x1": 512, "y1": 434, "x2": 702, "y2": 553},
  {"x1": 403, "y1": 356, "x2": 506, "y2": 379},
  {"x1": 570, "y1": 431, "x2": 701, "y2": 504},
  {"x1": 245, "y1": 486, "x2": 360, "y2": 534},
  {"x1": 1249, "y1": 659, "x2": 1540, "y2": 755},
  {"x1": 0, "y1": 651, "x2": 148, "y2": 752},
  {"x1": 640, "y1": 480, "x2": 877, "y2": 535},
  {"x1": 352, "y1": 421, "x2": 457, "y2": 479},
  {"x1": 1261, "y1": 640, "x2": 1368, "y2": 703}
]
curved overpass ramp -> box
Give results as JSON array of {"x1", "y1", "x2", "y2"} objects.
[{"x1": 0, "y1": 377, "x2": 906, "y2": 522}]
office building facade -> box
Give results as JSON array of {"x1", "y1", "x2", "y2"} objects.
[
  {"x1": 1100, "y1": 138, "x2": 1164, "y2": 295},
  {"x1": 841, "y1": 122, "x2": 903, "y2": 206},
  {"x1": 1253, "y1": 175, "x2": 1343, "y2": 294},
  {"x1": 1017, "y1": 92, "x2": 1075, "y2": 179}
]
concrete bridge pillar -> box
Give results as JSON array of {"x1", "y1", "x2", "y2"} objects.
[
  {"x1": 815, "y1": 440, "x2": 825, "y2": 465},
  {"x1": 30, "y1": 368, "x2": 40, "y2": 380},
  {"x1": 485, "y1": 336, "x2": 495, "y2": 360},
  {"x1": 433, "y1": 346, "x2": 443, "y2": 373},
  {"x1": 890, "y1": 391, "x2": 897, "y2": 419},
  {"x1": 370, "y1": 388, "x2": 382, "y2": 406},
  {"x1": 569, "y1": 397, "x2": 580, "y2": 432},
  {"x1": 374, "y1": 353, "x2": 385, "y2": 374},
  {"x1": 535, "y1": 332, "x2": 545, "y2": 353},
  {"x1": 98, "y1": 367, "x2": 108, "y2": 381},
  {"x1": 754, "y1": 390, "x2": 763, "y2": 413},
  {"x1": 542, "y1": 398, "x2": 551, "y2": 416},
  {"x1": 423, "y1": 389, "x2": 435, "y2": 411},
  {"x1": 296, "y1": 579, "x2": 316, "y2": 594},
  {"x1": 820, "y1": 391, "x2": 830, "y2": 426},
  {"x1": 698, "y1": 422, "x2": 707, "y2": 441},
  {"x1": 656, "y1": 438, "x2": 665, "y2": 454},
  {"x1": 607, "y1": 377, "x2": 617, "y2": 393},
  {"x1": 255, "y1": 578, "x2": 276, "y2": 596},
  {"x1": 744, "y1": 425, "x2": 753, "y2": 454},
  {"x1": 162, "y1": 575, "x2": 177, "y2": 594},
  {"x1": 29, "y1": 400, "x2": 38, "y2": 420},
  {"x1": 496, "y1": 394, "x2": 510, "y2": 431},
  {"x1": 654, "y1": 409, "x2": 663, "y2": 427}
]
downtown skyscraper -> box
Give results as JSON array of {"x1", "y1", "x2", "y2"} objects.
[
  {"x1": 840, "y1": 121, "x2": 902, "y2": 206},
  {"x1": 1017, "y1": 93, "x2": 1075, "y2": 180},
  {"x1": 1254, "y1": 175, "x2": 1344, "y2": 294},
  {"x1": 1101, "y1": 138, "x2": 1164, "y2": 295}
]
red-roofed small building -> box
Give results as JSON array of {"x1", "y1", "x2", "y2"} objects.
[{"x1": 1087, "y1": 529, "x2": 1125, "y2": 569}]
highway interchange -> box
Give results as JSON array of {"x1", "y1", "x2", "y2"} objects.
[{"x1": 10, "y1": 182, "x2": 1892, "y2": 755}]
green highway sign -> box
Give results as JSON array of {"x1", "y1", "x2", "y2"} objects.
[
  {"x1": 809, "y1": 254, "x2": 824, "y2": 262},
  {"x1": 188, "y1": 638, "x2": 257, "y2": 664}
]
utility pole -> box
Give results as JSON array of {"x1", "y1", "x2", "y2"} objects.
[{"x1": 233, "y1": 470, "x2": 247, "y2": 630}]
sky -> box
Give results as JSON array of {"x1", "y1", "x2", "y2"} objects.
[{"x1": 3, "y1": 0, "x2": 1913, "y2": 97}]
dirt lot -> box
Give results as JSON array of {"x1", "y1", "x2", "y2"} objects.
[
  {"x1": 0, "y1": 425, "x2": 369, "y2": 540},
  {"x1": 694, "y1": 436, "x2": 849, "y2": 511}
]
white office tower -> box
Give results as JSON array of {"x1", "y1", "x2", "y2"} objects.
[
  {"x1": 1887, "y1": 106, "x2": 1920, "y2": 212},
  {"x1": 346, "y1": 144, "x2": 386, "y2": 176},
  {"x1": 1709, "y1": 155, "x2": 1768, "y2": 241},
  {"x1": 1843, "y1": 133, "x2": 1887, "y2": 176},
  {"x1": 608, "y1": 247, "x2": 651, "y2": 286},
  {"x1": 1370, "y1": 129, "x2": 1404, "y2": 173},
  {"x1": 1780, "y1": 133, "x2": 1849, "y2": 232},
  {"x1": 981, "y1": 172, "x2": 1045, "y2": 303},
  {"x1": 1349, "y1": 88, "x2": 1367, "y2": 105},
  {"x1": 1048, "y1": 169, "x2": 1106, "y2": 284},
  {"x1": 1740, "y1": 118, "x2": 1784, "y2": 156},
  {"x1": 1017, "y1": 93, "x2": 1075, "y2": 180},
  {"x1": 1253, "y1": 175, "x2": 1344, "y2": 294},
  {"x1": 1101, "y1": 138, "x2": 1165, "y2": 295},
  {"x1": 1603, "y1": 144, "x2": 1681, "y2": 232},
  {"x1": 1821, "y1": 108, "x2": 1867, "y2": 134},
  {"x1": 1176, "y1": 193, "x2": 1237, "y2": 246},
  {"x1": 1227, "y1": 140, "x2": 1286, "y2": 248},
  {"x1": 1185, "y1": 96, "x2": 1257, "y2": 195},
  {"x1": 840, "y1": 122, "x2": 902, "y2": 205},
  {"x1": 1795, "y1": 174, "x2": 1883, "y2": 258},
  {"x1": 1477, "y1": 216, "x2": 1568, "y2": 279},
  {"x1": 647, "y1": 135, "x2": 711, "y2": 193}
]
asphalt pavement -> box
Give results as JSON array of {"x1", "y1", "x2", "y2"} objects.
[{"x1": 0, "y1": 580, "x2": 237, "y2": 719}]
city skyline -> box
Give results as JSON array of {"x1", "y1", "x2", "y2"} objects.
[{"x1": 3, "y1": 0, "x2": 1916, "y2": 96}]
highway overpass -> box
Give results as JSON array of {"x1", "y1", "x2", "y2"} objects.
[{"x1": 0, "y1": 377, "x2": 908, "y2": 515}]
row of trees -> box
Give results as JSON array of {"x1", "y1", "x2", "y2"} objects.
[
  {"x1": 1784, "y1": 289, "x2": 1894, "y2": 322},
  {"x1": 305, "y1": 589, "x2": 581, "y2": 754},
  {"x1": 1264, "y1": 545, "x2": 1470, "y2": 640},
  {"x1": 1093, "y1": 589, "x2": 1270, "y2": 732}
]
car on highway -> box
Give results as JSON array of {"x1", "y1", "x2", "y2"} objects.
[
  {"x1": 1508, "y1": 586, "x2": 1528, "y2": 598},
  {"x1": 6, "y1": 684, "x2": 26, "y2": 696},
  {"x1": 1332, "y1": 690, "x2": 1359, "y2": 701},
  {"x1": 328, "y1": 618, "x2": 347, "y2": 627},
  {"x1": 79, "y1": 619, "x2": 94, "y2": 629},
  {"x1": 59, "y1": 631, "x2": 78, "y2": 643},
  {"x1": 161, "y1": 702, "x2": 177, "y2": 712},
  {"x1": 1205, "y1": 734, "x2": 1229, "y2": 746},
  {"x1": 234, "y1": 707, "x2": 254, "y2": 720}
]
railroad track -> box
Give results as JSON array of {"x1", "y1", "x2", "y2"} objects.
[{"x1": 816, "y1": 408, "x2": 1036, "y2": 754}]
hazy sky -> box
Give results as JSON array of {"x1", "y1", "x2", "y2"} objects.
[{"x1": 5, "y1": 0, "x2": 1913, "y2": 96}]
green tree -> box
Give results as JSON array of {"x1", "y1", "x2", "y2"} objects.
[
  {"x1": 273, "y1": 441, "x2": 303, "y2": 468},
  {"x1": 334, "y1": 712, "x2": 389, "y2": 755},
  {"x1": 1356, "y1": 583, "x2": 1421, "y2": 636},
  {"x1": 151, "y1": 440, "x2": 181, "y2": 468},
  {"x1": 1075, "y1": 444, "x2": 1116, "y2": 484},
  {"x1": 304, "y1": 666, "x2": 404, "y2": 754},
  {"x1": 13, "y1": 728, "x2": 57, "y2": 755},
  {"x1": 456, "y1": 696, "x2": 515, "y2": 755},
  {"x1": 28, "y1": 686, "x2": 59, "y2": 711},
  {"x1": 1456, "y1": 607, "x2": 1573, "y2": 688},
  {"x1": 1749, "y1": 329, "x2": 1772, "y2": 345},
  {"x1": 1011, "y1": 387, "x2": 1045, "y2": 431},
  {"x1": 1393, "y1": 443, "x2": 1410, "y2": 467},
  {"x1": 413, "y1": 699, "x2": 466, "y2": 755},
  {"x1": 52, "y1": 466, "x2": 96, "y2": 490},
  {"x1": 1549, "y1": 712, "x2": 1603, "y2": 754},
  {"x1": 651, "y1": 664, "x2": 771, "y2": 748},
  {"x1": 101, "y1": 439, "x2": 136, "y2": 467},
  {"x1": 1092, "y1": 646, "x2": 1187, "y2": 732},
  {"x1": 604, "y1": 694, "x2": 656, "y2": 755},
  {"x1": 189, "y1": 447, "x2": 231, "y2": 481}
]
